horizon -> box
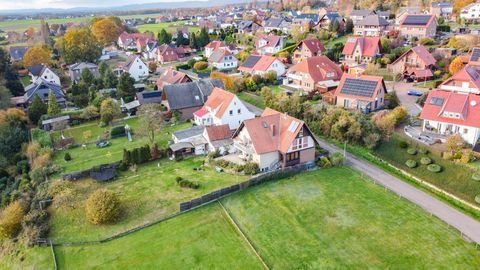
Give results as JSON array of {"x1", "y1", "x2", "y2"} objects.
[{"x1": 0, "y1": 0, "x2": 208, "y2": 11}]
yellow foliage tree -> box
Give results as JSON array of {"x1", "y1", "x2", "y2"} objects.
[
  {"x1": 23, "y1": 47, "x2": 51, "y2": 67},
  {"x1": 0, "y1": 201, "x2": 25, "y2": 239},
  {"x1": 91, "y1": 18, "x2": 123, "y2": 45},
  {"x1": 454, "y1": 0, "x2": 476, "y2": 13},
  {"x1": 211, "y1": 71, "x2": 235, "y2": 91},
  {"x1": 449, "y1": 57, "x2": 464, "y2": 75},
  {"x1": 85, "y1": 189, "x2": 121, "y2": 225}
]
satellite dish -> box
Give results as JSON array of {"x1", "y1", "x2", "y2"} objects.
[{"x1": 471, "y1": 100, "x2": 477, "y2": 107}]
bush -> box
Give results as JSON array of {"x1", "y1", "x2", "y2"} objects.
[
  {"x1": 177, "y1": 178, "x2": 200, "y2": 189},
  {"x1": 427, "y1": 164, "x2": 442, "y2": 173},
  {"x1": 243, "y1": 162, "x2": 259, "y2": 175},
  {"x1": 330, "y1": 152, "x2": 345, "y2": 167},
  {"x1": 175, "y1": 176, "x2": 183, "y2": 184},
  {"x1": 0, "y1": 201, "x2": 25, "y2": 239},
  {"x1": 420, "y1": 157, "x2": 432, "y2": 165},
  {"x1": 398, "y1": 140, "x2": 408, "y2": 149},
  {"x1": 472, "y1": 173, "x2": 480, "y2": 181},
  {"x1": 193, "y1": 61, "x2": 208, "y2": 71},
  {"x1": 407, "y1": 148, "x2": 417, "y2": 155},
  {"x1": 318, "y1": 156, "x2": 332, "y2": 169},
  {"x1": 64, "y1": 152, "x2": 72, "y2": 161},
  {"x1": 405, "y1": 160, "x2": 417, "y2": 168},
  {"x1": 110, "y1": 126, "x2": 126, "y2": 138},
  {"x1": 85, "y1": 189, "x2": 121, "y2": 225},
  {"x1": 418, "y1": 148, "x2": 429, "y2": 155}
]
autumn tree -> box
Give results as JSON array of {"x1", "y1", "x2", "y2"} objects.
[
  {"x1": 62, "y1": 28, "x2": 102, "y2": 64},
  {"x1": 47, "y1": 91, "x2": 61, "y2": 116},
  {"x1": 26, "y1": 26, "x2": 35, "y2": 40},
  {"x1": 92, "y1": 17, "x2": 123, "y2": 45},
  {"x1": 0, "y1": 201, "x2": 25, "y2": 239},
  {"x1": 80, "y1": 105, "x2": 99, "y2": 121},
  {"x1": 454, "y1": 0, "x2": 476, "y2": 14},
  {"x1": 23, "y1": 46, "x2": 51, "y2": 67},
  {"x1": 449, "y1": 57, "x2": 465, "y2": 75},
  {"x1": 100, "y1": 98, "x2": 120, "y2": 125},
  {"x1": 211, "y1": 71, "x2": 234, "y2": 91},
  {"x1": 291, "y1": 25, "x2": 308, "y2": 43},
  {"x1": 445, "y1": 134, "x2": 465, "y2": 152},
  {"x1": 148, "y1": 62, "x2": 158, "y2": 73},
  {"x1": 85, "y1": 189, "x2": 121, "y2": 225},
  {"x1": 137, "y1": 103, "x2": 164, "y2": 144}
]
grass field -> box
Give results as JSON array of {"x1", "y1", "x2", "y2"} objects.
[
  {"x1": 136, "y1": 21, "x2": 199, "y2": 34},
  {"x1": 1, "y1": 245, "x2": 54, "y2": 270},
  {"x1": 49, "y1": 157, "x2": 249, "y2": 242},
  {"x1": 238, "y1": 91, "x2": 265, "y2": 109},
  {"x1": 53, "y1": 168, "x2": 480, "y2": 269},
  {"x1": 52, "y1": 119, "x2": 191, "y2": 173},
  {"x1": 374, "y1": 134, "x2": 480, "y2": 204}
]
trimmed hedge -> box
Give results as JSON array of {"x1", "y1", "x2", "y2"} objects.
[
  {"x1": 420, "y1": 157, "x2": 432, "y2": 165},
  {"x1": 405, "y1": 160, "x2": 417, "y2": 168},
  {"x1": 427, "y1": 164, "x2": 442, "y2": 173},
  {"x1": 110, "y1": 126, "x2": 126, "y2": 138},
  {"x1": 418, "y1": 148, "x2": 429, "y2": 155},
  {"x1": 175, "y1": 177, "x2": 200, "y2": 189},
  {"x1": 407, "y1": 148, "x2": 417, "y2": 155},
  {"x1": 398, "y1": 140, "x2": 408, "y2": 149}
]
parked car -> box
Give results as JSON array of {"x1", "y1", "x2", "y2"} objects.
[
  {"x1": 407, "y1": 90, "x2": 423, "y2": 96},
  {"x1": 96, "y1": 141, "x2": 110, "y2": 148}
]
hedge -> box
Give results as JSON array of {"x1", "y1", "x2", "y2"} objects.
[
  {"x1": 427, "y1": 164, "x2": 442, "y2": 173},
  {"x1": 110, "y1": 126, "x2": 126, "y2": 138},
  {"x1": 418, "y1": 148, "x2": 429, "y2": 155},
  {"x1": 407, "y1": 148, "x2": 417, "y2": 155},
  {"x1": 405, "y1": 160, "x2": 417, "y2": 168},
  {"x1": 420, "y1": 157, "x2": 432, "y2": 165}
]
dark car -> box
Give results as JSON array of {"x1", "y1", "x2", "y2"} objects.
[
  {"x1": 96, "y1": 141, "x2": 110, "y2": 148},
  {"x1": 407, "y1": 90, "x2": 423, "y2": 96}
]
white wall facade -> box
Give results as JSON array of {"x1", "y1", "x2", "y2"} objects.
[
  {"x1": 32, "y1": 68, "x2": 61, "y2": 85},
  {"x1": 423, "y1": 119, "x2": 480, "y2": 145},
  {"x1": 216, "y1": 96, "x2": 255, "y2": 130},
  {"x1": 461, "y1": 3, "x2": 480, "y2": 20},
  {"x1": 212, "y1": 55, "x2": 238, "y2": 71},
  {"x1": 128, "y1": 57, "x2": 149, "y2": 81}
]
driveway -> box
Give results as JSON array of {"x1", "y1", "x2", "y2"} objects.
[
  {"x1": 317, "y1": 138, "x2": 480, "y2": 245},
  {"x1": 386, "y1": 81, "x2": 425, "y2": 116}
]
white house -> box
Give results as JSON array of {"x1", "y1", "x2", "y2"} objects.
[
  {"x1": 238, "y1": 55, "x2": 286, "y2": 79},
  {"x1": 27, "y1": 64, "x2": 60, "y2": 85},
  {"x1": 460, "y1": 2, "x2": 480, "y2": 21},
  {"x1": 115, "y1": 56, "x2": 149, "y2": 82},
  {"x1": 255, "y1": 35, "x2": 284, "y2": 55},
  {"x1": 208, "y1": 49, "x2": 238, "y2": 71},
  {"x1": 193, "y1": 87, "x2": 255, "y2": 130}
]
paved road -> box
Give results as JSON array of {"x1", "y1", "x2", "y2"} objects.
[{"x1": 318, "y1": 139, "x2": 480, "y2": 245}]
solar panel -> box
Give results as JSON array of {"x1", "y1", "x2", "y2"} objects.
[
  {"x1": 402, "y1": 15, "x2": 431, "y2": 26},
  {"x1": 142, "y1": 91, "x2": 161, "y2": 98},
  {"x1": 430, "y1": 97, "x2": 444, "y2": 106},
  {"x1": 339, "y1": 78, "x2": 378, "y2": 98},
  {"x1": 471, "y1": 48, "x2": 480, "y2": 62},
  {"x1": 466, "y1": 66, "x2": 480, "y2": 80},
  {"x1": 242, "y1": 55, "x2": 261, "y2": 68}
]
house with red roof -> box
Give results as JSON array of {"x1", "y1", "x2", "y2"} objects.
[
  {"x1": 204, "y1": 41, "x2": 238, "y2": 58},
  {"x1": 284, "y1": 56, "x2": 343, "y2": 93},
  {"x1": 208, "y1": 48, "x2": 238, "y2": 71},
  {"x1": 232, "y1": 108, "x2": 319, "y2": 171},
  {"x1": 439, "y1": 65, "x2": 480, "y2": 94},
  {"x1": 388, "y1": 45, "x2": 437, "y2": 82},
  {"x1": 292, "y1": 38, "x2": 325, "y2": 64},
  {"x1": 255, "y1": 35, "x2": 285, "y2": 55},
  {"x1": 156, "y1": 68, "x2": 192, "y2": 90},
  {"x1": 156, "y1": 44, "x2": 189, "y2": 64},
  {"x1": 238, "y1": 55, "x2": 286, "y2": 78},
  {"x1": 117, "y1": 32, "x2": 150, "y2": 50},
  {"x1": 399, "y1": 14, "x2": 437, "y2": 39},
  {"x1": 334, "y1": 74, "x2": 387, "y2": 113},
  {"x1": 420, "y1": 89, "x2": 480, "y2": 144},
  {"x1": 193, "y1": 87, "x2": 255, "y2": 130},
  {"x1": 342, "y1": 36, "x2": 381, "y2": 65}
]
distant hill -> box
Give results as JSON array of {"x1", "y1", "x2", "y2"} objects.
[{"x1": 0, "y1": 0, "x2": 259, "y2": 16}]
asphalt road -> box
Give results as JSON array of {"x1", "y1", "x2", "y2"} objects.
[{"x1": 318, "y1": 138, "x2": 480, "y2": 245}]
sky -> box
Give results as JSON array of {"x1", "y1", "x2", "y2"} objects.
[{"x1": 0, "y1": 0, "x2": 204, "y2": 10}]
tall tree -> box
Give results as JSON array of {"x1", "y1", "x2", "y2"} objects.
[
  {"x1": 117, "y1": 73, "x2": 136, "y2": 100},
  {"x1": 190, "y1": 32, "x2": 198, "y2": 49},
  {"x1": 175, "y1": 31, "x2": 188, "y2": 46},
  {"x1": 47, "y1": 91, "x2": 61, "y2": 116},
  {"x1": 23, "y1": 47, "x2": 51, "y2": 67},
  {"x1": 98, "y1": 61, "x2": 109, "y2": 77},
  {"x1": 70, "y1": 83, "x2": 89, "y2": 108},
  {"x1": 91, "y1": 17, "x2": 123, "y2": 45},
  {"x1": 103, "y1": 68, "x2": 118, "y2": 89},
  {"x1": 28, "y1": 94, "x2": 47, "y2": 124},
  {"x1": 0, "y1": 83, "x2": 12, "y2": 110},
  {"x1": 198, "y1": 27, "x2": 210, "y2": 47},
  {"x1": 157, "y1": 29, "x2": 172, "y2": 44},
  {"x1": 100, "y1": 98, "x2": 120, "y2": 125},
  {"x1": 62, "y1": 28, "x2": 102, "y2": 64},
  {"x1": 137, "y1": 104, "x2": 164, "y2": 144},
  {"x1": 80, "y1": 68, "x2": 95, "y2": 86},
  {"x1": 345, "y1": 18, "x2": 354, "y2": 34}
]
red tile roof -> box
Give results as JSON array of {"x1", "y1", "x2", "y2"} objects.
[
  {"x1": 203, "y1": 87, "x2": 235, "y2": 118},
  {"x1": 205, "y1": 124, "x2": 232, "y2": 141},
  {"x1": 238, "y1": 55, "x2": 281, "y2": 73},
  {"x1": 255, "y1": 35, "x2": 281, "y2": 49},
  {"x1": 300, "y1": 38, "x2": 325, "y2": 54},
  {"x1": 342, "y1": 36, "x2": 381, "y2": 58},
  {"x1": 157, "y1": 68, "x2": 191, "y2": 89},
  {"x1": 288, "y1": 56, "x2": 343, "y2": 82},
  {"x1": 440, "y1": 65, "x2": 480, "y2": 94},
  {"x1": 391, "y1": 45, "x2": 436, "y2": 66},
  {"x1": 420, "y1": 90, "x2": 480, "y2": 128}
]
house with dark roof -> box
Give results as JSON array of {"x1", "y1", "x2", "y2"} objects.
[
  {"x1": 236, "y1": 20, "x2": 261, "y2": 34},
  {"x1": 193, "y1": 87, "x2": 255, "y2": 130},
  {"x1": 399, "y1": 14, "x2": 437, "y2": 38},
  {"x1": 292, "y1": 38, "x2": 325, "y2": 64},
  {"x1": 9, "y1": 46, "x2": 31, "y2": 62},
  {"x1": 318, "y1": 11, "x2": 345, "y2": 31},
  {"x1": 27, "y1": 64, "x2": 60, "y2": 85},
  {"x1": 334, "y1": 74, "x2": 387, "y2": 113},
  {"x1": 353, "y1": 15, "x2": 389, "y2": 37},
  {"x1": 208, "y1": 48, "x2": 238, "y2": 71},
  {"x1": 156, "y1": 68, "x2": 192, "y2": 90},
  {"x1": 12, "y1": 79, "x2": 66, "y2": 109},
  {"x1": 255, "y1": 35, "x2": 285, "y2": 55},
  {"x1": 68, "y1": 62, "x2": 99, "y2": 82},
  {"x1": 389, "y1": 45, "x2": 437, "y2": 82},
  {"x1": 342, "y1": 36, "x2": 381, "y2": 65},
  {"x1": 350, "y1": 10, "x2": 375, "y2": 24},
  {"x1": 232, "y1": 108, "x2": 319, "y2": 171},
  {"x1": 162, "y1": 79, "x2": 224, "y2": 120},
  {"x1": 284, "y1": 56, "x2": 343, "y2": 93},
  {"x1": 263, "y1": 17, "x2": 289, "y2": 33},
  {"x1": 238, "y1": 55, "x2": 286, "y2": 78}
]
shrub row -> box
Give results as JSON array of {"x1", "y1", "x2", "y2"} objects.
[
  {"x1": 209, "y1": 159, "x2": 259, "y2": 175},
  {"x1": 175, "y1": 177, "x2": 200, "y2": 189}
]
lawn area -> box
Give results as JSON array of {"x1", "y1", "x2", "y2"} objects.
[
  {"x1": 53, "y1": 168, "x2": 480, "y2": 269},
  {"x1": 52, "y1": 119, "x2": 191, "y2": 173},
  {"x1": 55, "y1": 204, "x2": 262, "y2": 269},
  {"x1": 1, "y1": 245, "x2": 54, "y2": 270},
  {"x1": 324, "y1": 34, "x2": 348, "y2": 49},
  {"x1": 414, "y1": 79, "x2": 442, "y2": 89},
  {"x1": 374, "y1": 134, "x2": 480, "y2": 205},
  {"x1": 48, "y1": 157, "x2": 249, "y2": 242},
  {"x1": 20, "y1": 75, "x2": 31, "y2": 86},
  {"x1": 238, "y1": 91, "x2": 265, "y2": 109},
  {"x1": 136, "y1": 22, "x2": 199, "y2": 34}
]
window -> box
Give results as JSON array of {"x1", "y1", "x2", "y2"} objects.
[
  {"x1": 237, "y1": 109, "x2": 241, "y2": 114},
  {"x1": 229, "y1": 110, "x2": 233, "y2": 115},
  {"x1": 464, "y1": 128, "x2": 468, "y2": 134},
  {"x1": 139, "y1": 65, "x2": 142, "y2": 69},
  {"x1": 286, "y1": 151, "x2": 300, "y2": 161}
]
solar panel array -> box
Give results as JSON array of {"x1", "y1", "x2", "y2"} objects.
[
  {"x1": 466, "y1": 66, "x2": 480, "y2": 80},
  {"x1": 402, "y1": 15, "x2": 431, "y2": 26},
  {"x1": 339, "y1": 78, "x2": 378, "y2": 97},
  {"x1": 430, "y1": 97, "x2": 444, "y2": 106},
  {"x1": 242, "y1": 55, "x2": 261, "y2": 68},
  {"x1": 471, "y1": 48, "x2": 480, "y2": 62},
  {"x1": 142, "y1": 91, "x2": 161, "y2": 98}
]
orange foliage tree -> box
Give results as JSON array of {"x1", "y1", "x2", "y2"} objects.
[
  {"x1": 23, "y1": 47, "x2": 51, "y2": 67},
  {"x1": 449, "y1": 57, "x2": 465, "y2": 75},
  {"x1": 91, "y1": 18, "x2": 123, "y2": 45}
]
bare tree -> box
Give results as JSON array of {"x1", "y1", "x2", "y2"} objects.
[{"x1": 137, "y1": 104, "x2": 164, "y2": 145}]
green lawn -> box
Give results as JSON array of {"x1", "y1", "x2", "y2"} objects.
[
  {"x1": 1, "y1": 245, "x2": 54, "y2": 270},
  {"x1": 414, "y1": 79, "x2": 442, "y2": 89},
  {"x1": 53, "y1": 168, "x2": 480, "y2": 269},
  {"x1": 137, "y1": 22, "x2": 199, "y2": 34},
  {"x1": 55, "y1": 204, "x2": 262, "y2": 270},
  {"x1": 374, "y1": 134, "x2": 480, "y2": 205},
  {"x1": 238, "y1": 91, "x2": 265, "y2": 109},
  {"x1": 52, "y1": 119, "x2": 191, "y2": 173},
  {"x1": 49, "y1": 157, "x2": 249, "y2": 243},
  {"x1": 324, "y1": 34, "x2": 348, "y2": 49},
  {"x1": 20, "y1": 75, "x2": 31, "y2": 86}
]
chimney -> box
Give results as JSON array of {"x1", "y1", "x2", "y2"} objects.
[{"x1": 270, "y1": 124, "x2": 276, "y2": 136}]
